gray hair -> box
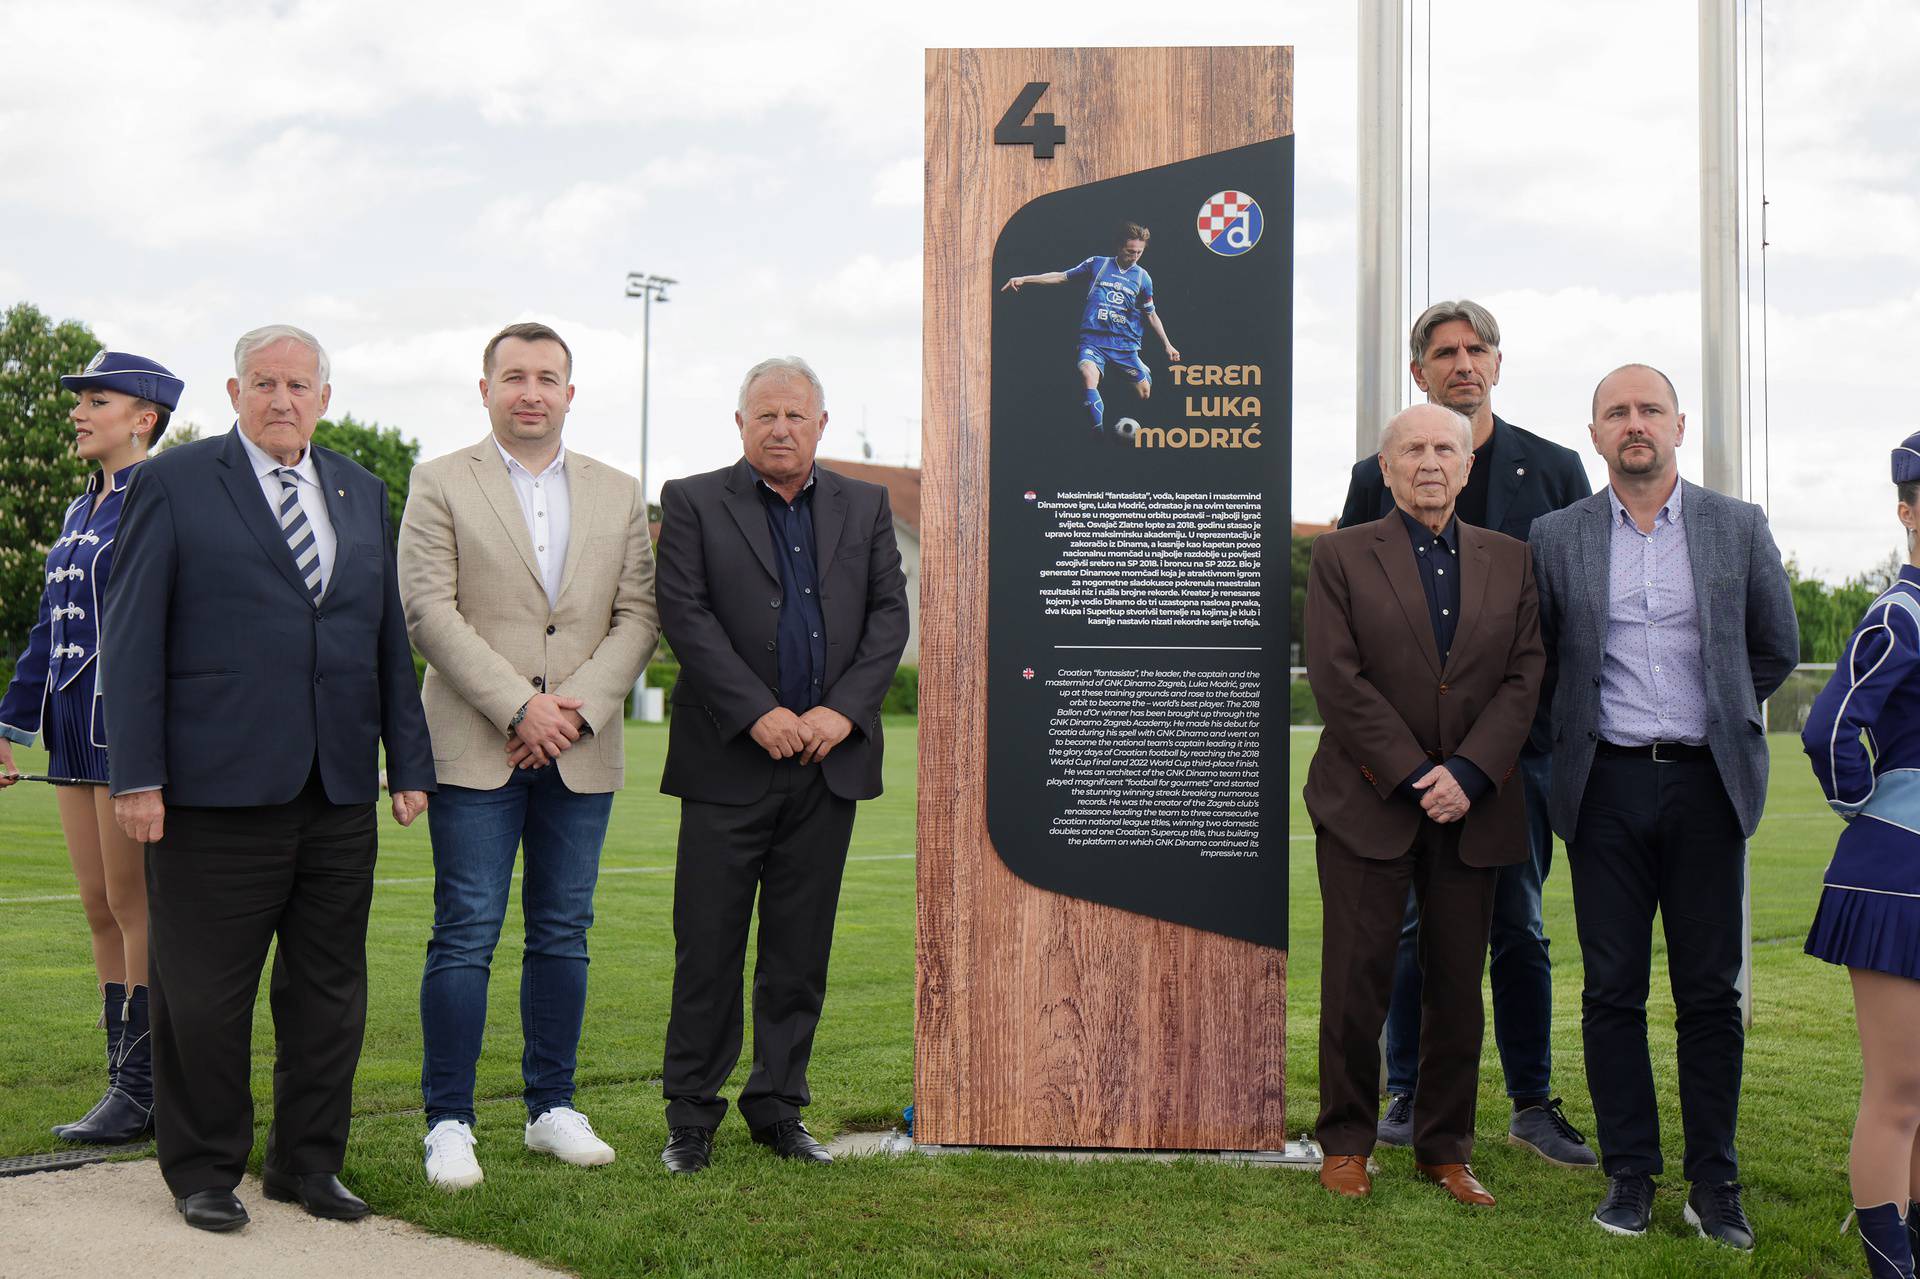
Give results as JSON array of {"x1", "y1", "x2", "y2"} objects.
[
  {"x1": 1410, "y1": 299, "x2": 1500, "y2": 362},
  {"x1": 737, "y1": 356, "x2": 825, "y2": 414},
  {"x1": 1378, "y1": 404, "x2": 1473, "y2": 454},
  {"x1": 234, "y1": 324, "x2": 331, "y2": 386}
]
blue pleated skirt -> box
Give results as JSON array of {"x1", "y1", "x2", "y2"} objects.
[
  {"x1": 1806, "y1": 885, "x2": 1920, "y2": 981},
  {"x1": 44, "y1": 681, "x2": 108, "y2": 786}
]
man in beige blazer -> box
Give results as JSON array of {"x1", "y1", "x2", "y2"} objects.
[{"x1": 398, "y1": 321, "x2": 659, "y2": 1190}]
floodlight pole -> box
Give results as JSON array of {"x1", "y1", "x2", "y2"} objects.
[
  {"x1": 1699, "y1": 0, "x2": 1754, "y2": 1029},
  {"x1": 624, "y1": 271, "x2": 677, "y2": 507},
  {"x1": 624, "y1": 271, "x2": 676, "y2": 720}
]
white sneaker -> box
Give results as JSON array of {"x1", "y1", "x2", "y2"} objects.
[
  {"x1": 524, "y1": 1107, "x2": 616, "y2": 1166},
  {"x1": 423, "y1": 1119, "x2": 484, "y2": 1190}
]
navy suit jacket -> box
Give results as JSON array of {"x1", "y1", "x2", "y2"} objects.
[
  {"x1": 1338, "y1": 415, "x2": 1591, "y2": 543},
  {"x1": 657, "y1": 459, "x2": 910, "y2": 805},
  {"x1": 102, "y1": 427, "x2": 435, "y2": 807}
]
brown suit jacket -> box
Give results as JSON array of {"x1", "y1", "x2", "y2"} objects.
[{"x1": 1302, "y1": 513, "x2": 1543, "y2": 867}]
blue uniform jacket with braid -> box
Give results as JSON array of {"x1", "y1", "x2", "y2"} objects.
[
  {"x1": 1802, "y1": 565, "x2": 1920, "y2": 895},
  {"x1": 0, "y1": 463, "x2": 142, "y2": 750}
]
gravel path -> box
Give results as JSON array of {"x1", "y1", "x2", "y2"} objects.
[{"x1": 0, "y1": 1160, "x2": 569, "y2": 1277}]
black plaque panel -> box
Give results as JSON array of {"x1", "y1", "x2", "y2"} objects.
[{"x1": 986, "y1": 138, "x2": 1292, "y2": 949}]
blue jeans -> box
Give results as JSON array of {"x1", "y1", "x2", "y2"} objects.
[
  {"x1": 1385, "y1": 748, "x2": 1554, "y2": 1099},
  {"x1": 419, "y1": 768, "x2": 613, "y2": 1127}
]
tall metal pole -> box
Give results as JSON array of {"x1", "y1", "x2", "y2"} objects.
[
  {"x1": 624, "y1": 271, "x2": 676, "y2": 720},
  {"x1": 640, "y1": 284, "x2": 652, "y2": 505},
  {"x1": 1701, "y1": 0, "x2": 1745, "y2": 500},
  {"x1": 1699, "y1": 0, "x2": 1753, "y2": 1027},
  {"x1": 1357, "y1": 0, "x2": 1406, "y2": 459},
  {"x1": 625, "y1": 271, "x2": 676, "y2": 504}
]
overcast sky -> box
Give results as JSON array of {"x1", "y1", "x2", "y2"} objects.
[{"x1": 4, "y1": 1, "x2": 1913, "y2": 579}]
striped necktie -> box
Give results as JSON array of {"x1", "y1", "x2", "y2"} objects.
[{"x1": 275, "y1": 468, "x2": 323, "y2": 603}]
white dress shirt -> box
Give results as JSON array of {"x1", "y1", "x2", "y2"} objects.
[
  {"x1": 238, "y1": 426, "x2": 337, "y2": 598},
  {"x1": 494, "y1": 439, "x2": 570, "y2": 611}
]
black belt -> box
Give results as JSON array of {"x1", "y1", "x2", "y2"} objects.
[{"x1": 1596, "y1": 739, "x2": 1712, "y2": 763}]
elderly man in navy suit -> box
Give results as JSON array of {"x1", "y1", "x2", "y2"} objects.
[
  {"x1": 105, "y1": 324, "x2": 434, "y2": 1233},
  {"x1": 1339, "y1": 300, "x2": 1596, "y2": 1167},
  {"x1": 1530, "y1": 364, "x2": 1797, "y2": 1248}
]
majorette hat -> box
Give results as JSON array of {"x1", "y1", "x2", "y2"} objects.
[{"x1": 60, "y1": 350, "x2": 184, "y2": 411}]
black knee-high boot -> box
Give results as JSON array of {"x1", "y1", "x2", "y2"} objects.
[
  {"x1": 52, "y1": 982, "x2": 125, "y2": 1139},
  {"x1": 59, "y1": 984, "x2": 152, "y2": 1144}
]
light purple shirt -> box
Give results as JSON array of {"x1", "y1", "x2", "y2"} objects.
[{"x1": 1598, "y1": 480, "x2": 1710, "y2": 746}]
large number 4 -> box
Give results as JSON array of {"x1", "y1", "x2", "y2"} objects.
[{"x1": 994, "y1": 82, "x2": 1066, "y2": 159}]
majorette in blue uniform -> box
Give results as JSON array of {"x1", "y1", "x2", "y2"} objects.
[
  {"x1": 1803, "y1": 435, "x2": 1920, "y2": 980},
  {"x1": 0, "y1": 352, "x2": 183, "y2": 785}
]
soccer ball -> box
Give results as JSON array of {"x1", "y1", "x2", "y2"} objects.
[{"x1": 1111, "y1": 417, "x2": 1140, "y2": 445}]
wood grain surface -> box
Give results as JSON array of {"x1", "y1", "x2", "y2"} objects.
[{"x1": 917, "y1": 47, "x2": 1292, "y2": 1150}]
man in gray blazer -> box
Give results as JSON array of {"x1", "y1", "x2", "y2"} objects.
[{"x1": 1529, "y1": 364, "x2": 1797, "y2": 1250}]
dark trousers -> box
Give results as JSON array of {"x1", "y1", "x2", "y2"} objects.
[
  {"x1": 662, "y1": 759, "x2": 856, "y2": 1131},
  {"x1": 1316, "y1": 818, "x2": 1498, "y2": 1164},
  {"x1": 1568, "y1": 749, "x2": 1746, "y2": 1183},
  {"x1": 1385, "y1": 748, "x2": 1555, "y2": 1099},
  {"x1": 419, "y1": 769, "x2": 615, "y2": 1127},
  {"x1": 146, "y1": 769, "x2": 377, "y2": 1197}
]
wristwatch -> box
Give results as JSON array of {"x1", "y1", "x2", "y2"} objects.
[{"x1": 508, "y1": 700, "x2": 531, "y2": 733}]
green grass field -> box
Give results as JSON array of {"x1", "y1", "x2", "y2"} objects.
[{"x1": 0, "y1": 722, "x2": 1874, "y2": 1276}]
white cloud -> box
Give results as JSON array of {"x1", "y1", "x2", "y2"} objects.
[{"x1": 872, "y1": 156, "x2": 922, "y2": 209}]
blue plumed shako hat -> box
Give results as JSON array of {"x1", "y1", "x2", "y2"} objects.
[{"x1": 60, "y1": 350, "x2": 183, "y2": 412}]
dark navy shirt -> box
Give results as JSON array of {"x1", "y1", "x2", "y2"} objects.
[
  {"x1": 1400, "y1": 508, "x2": 1461, "y2": 660},
  {"x1": 1394, "y1": 508, "x2": 1488, "y2": 803},
  {"x1": 757, "y1": 470, "x2": 827, "y2": 713}
]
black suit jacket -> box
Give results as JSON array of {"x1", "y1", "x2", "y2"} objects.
[
  {"x1": 103, "y1": 427, "x2": 435, "y2": 806},
  {"x1": 657, "y1": 459, "x2": 910, "y2": 804},
  {"x1": 1337, "y1": 415, "x2": 1591, "y2": 543}
]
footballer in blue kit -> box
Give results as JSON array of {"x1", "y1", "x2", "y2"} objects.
[{"x1": 1001, "y1": 221, "x2": 1180, "y2": 441}]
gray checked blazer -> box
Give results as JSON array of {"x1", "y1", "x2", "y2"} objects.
[{"x1": 1528, "y1": 479, "x2": 1798, "y2": 846}]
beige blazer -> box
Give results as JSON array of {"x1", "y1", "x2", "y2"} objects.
[{"x1": 398, "y1": 438, "x2": 659, "y2": 792}]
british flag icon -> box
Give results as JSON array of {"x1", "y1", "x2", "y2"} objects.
[
  {"x1": 1196, "y1": 190, "x2": 1263, "y2": 257},
  {"x1": 1021, "y1": 667, "x2": 1035, "y2": 680}
]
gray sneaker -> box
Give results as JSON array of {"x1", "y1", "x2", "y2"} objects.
[
  {"x1": 1376, "y1": 1093, "x2": 1413, "y2": 1147},
  {"x1": 1508, "y1": 1098, "x2": 1599, "y2": 1167}
]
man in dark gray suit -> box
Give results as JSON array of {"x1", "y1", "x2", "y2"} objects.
[
  {"x1": 654, "y1": 356, "x2": 910, "y2": 1174},
  {"x1": 1340, "y1": 300, "x2": 1595, "y2": 1167},
  {"x1": 1529, "y1": 363, "x2": 1797, "y2": 1250}
]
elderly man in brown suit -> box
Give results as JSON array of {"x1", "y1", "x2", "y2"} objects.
[
  {"x1": 1305, "y1": 402, "x2": 1544, "y2": 1206},
  {"x1": 398, "y1": 322, "x2": 659, "y2": 1189}
]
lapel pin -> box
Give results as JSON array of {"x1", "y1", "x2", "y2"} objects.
[
  {"x1": 337, "y1": 488, "x2": 346, "y2": 497},
  {"x1": 1516, "y1": 467, "x2": 1525, "y2": 476}
]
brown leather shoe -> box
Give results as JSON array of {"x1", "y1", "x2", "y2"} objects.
[
  {"x1": 1415, "y1": 1161, "x2": 1495, "y2": 1206},
  {"x1": 1319, "y1": 1154, "x2": 1372, "y2": 1198}
]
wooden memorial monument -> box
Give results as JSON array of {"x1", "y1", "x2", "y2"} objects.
[{"x1": 917, "y1": 47, "x2": 1294, "y2": 1150}]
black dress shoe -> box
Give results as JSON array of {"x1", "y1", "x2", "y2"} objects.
[
  {"x1": 662, "y1": 1125, "x2": 714, "y2": 1173},
  {"x1": 261, "y1": 1170, "x2": 371, "y2": 1221},
  {"x1": 175, "y1": 1188, "x2": 249, "y2": 1232},
  {"x1": 750, "y1": 1118, "x2": 833, "y2": 1163}
]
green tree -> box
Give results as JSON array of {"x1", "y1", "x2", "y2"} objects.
[
  {"x1": 1290, "y1": 533, "x2": 1315, "y2": 666},
  {"x1": 311, "y1": 414, "x2": 420, "y2": 533},
  {"x1": 0, "y1": 303, "x2": 100, "y2": 685},
  {"x1": 156, "y1": 420, "x2": 203, "y2": 451}
]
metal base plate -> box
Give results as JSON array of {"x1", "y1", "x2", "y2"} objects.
[
  {"x1": 0, "y1": 1142, "x2": 153, "y2": 1178},
  {"x1": 826, "y1": 1131, "x2": 1325, "y2": 1167}
]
